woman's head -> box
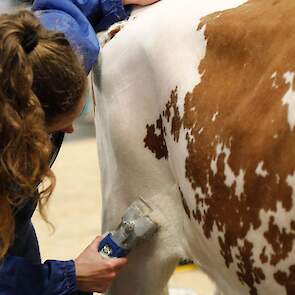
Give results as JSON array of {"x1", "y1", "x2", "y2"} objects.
[{"x1": 0, "y1": 10, "x2": 87, "y2": 258}]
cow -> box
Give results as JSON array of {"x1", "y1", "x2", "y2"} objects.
[{"x1": 91, "y1": 0, "x2": 295, "y2": 294}]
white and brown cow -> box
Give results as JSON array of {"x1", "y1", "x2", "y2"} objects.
[{"x1": 92, "y1": 0, "x2": 295, "y2": 294}]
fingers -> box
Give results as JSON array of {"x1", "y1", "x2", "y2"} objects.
[
  {"x1": 99, "y1": 257, "x2": 128, "y2": 273},
  {"x1": 75, "y1": 235, "x2": 129, "y2": 293},
  {"x1": 106, "y1": 257, "x2": 128, "y2": 273},
  {"x1": 88, "y1": 235, "x2": 129, "y2": 266},
  {"x1": 111, "y1": 257, "x2": 128, "y2": 269}
]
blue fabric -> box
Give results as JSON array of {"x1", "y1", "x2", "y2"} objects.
[
  {"x1": 8, "y1": 197, "x2": 40, "y2": 263},
  {"x1": 32, "y1": 0, "x2": 131, "y2": 73},
  {"x1": 0, "y1": 196, "x2": 79, "y2": 295},
  {"x1": 0, "y1": 256, "x2": 77, "y2": 295}
]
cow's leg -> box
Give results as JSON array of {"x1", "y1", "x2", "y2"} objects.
[
  {"x1": 92, "y1": 13, "x2": 189, "y2": 291},
  {"x1": 102, "y1": 186, "x2": 187, "y2": 295}
]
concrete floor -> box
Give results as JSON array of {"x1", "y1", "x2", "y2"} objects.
[{"x1": 32, "y1": 118, "x2": 217, "y2": 295}]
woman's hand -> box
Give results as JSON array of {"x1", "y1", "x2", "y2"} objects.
[
  {"x1": 74, "y1": 236, "x2": 128, "y2": 293},
  {"x1": 123, "y1": 0, "x2": 160, "y2": 6}
]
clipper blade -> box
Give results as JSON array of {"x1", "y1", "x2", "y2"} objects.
[{"x1": 112, "y1": 197, "x2": 159, "y2": 250}]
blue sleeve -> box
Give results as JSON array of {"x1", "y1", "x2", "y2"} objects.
[
  {"x1": 32, "y1": 0, "x2": 131, "y2": 73},
  {"x1": 0, "y1": 256, "x2": 77, "y2": 295}
]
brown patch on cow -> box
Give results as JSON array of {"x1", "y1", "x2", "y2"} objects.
[
  {"x1": 144, "y1": 87, "x2": 183, "y2": 158},
  {"x1": 144, "y1": 116, "x2": 168, "y2": 160},
  {"x1": 144, "y1": 0, "x2": 295, "y2": 292},
  {"x1": 179, "y1": 0, "x2": 295, "y2": 292},
  {"x1": 107, "y1": 21, "x2": 128, "y2": 40},
  {"x1": 142, "y1": 0, "x2": 295, "y2": 293},
  {"x1": 179, "y1": 186, "x2": 191, "y2": 219},
  {"x1": 164, "y1": 88, "x2": 183, "y2": 142},
  {"x1": 260, "y1": 246, "x2": 268, "y2": 264},
  {"x1": 236, "y1": 240, "x2": 266, "y2": 295},
  {"x1": 181, "y1": 0, "x2": 295, "y2": 291},
  {"x1": 264, "y1": 216, "x2": 295, "y2": 266},
  {"x1": 274, "y1": 265, "x2": 295, "y2": 295},
  {"x1": 108, "y1": 26, "x2": 122, "y2": 39}
]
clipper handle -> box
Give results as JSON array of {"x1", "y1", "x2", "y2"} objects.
[{"x1": 98, "y1": 233, "x2": 129, "y2": 258}]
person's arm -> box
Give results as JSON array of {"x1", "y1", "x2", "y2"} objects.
[
  {"x1": 32, "y1": 0, "x2": 159, "y2": 72},
  {"x1": 0, "y1": 236, "x2": 127, "y2": 294},
  {"x1": 32, "y1": 0, "x2": 159, "y2": 31},
  {"x1": 0, "y1": 256, "x2": 77, "y2": 295},
  {"x1": 32, "y1": 0, "x2": 129, "y2": 33}
]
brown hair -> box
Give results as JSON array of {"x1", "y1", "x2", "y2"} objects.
[{"x1": 0, "y1": 10, "x2": 87, "y2": 258}]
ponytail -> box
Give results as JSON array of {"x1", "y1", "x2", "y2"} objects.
[{"x1": 0, "y1": 10, "x2": 86, "y2": 258}]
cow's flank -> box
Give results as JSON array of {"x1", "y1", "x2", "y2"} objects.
[{"x1": 144, "y1": 0, "x2": 295, "y2": 294}]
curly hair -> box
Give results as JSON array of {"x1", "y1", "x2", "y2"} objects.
[{"x1": 0, "y1": 10, "x2": 87, "y2": 258}]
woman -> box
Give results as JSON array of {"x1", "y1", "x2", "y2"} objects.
[{"x1": 0, "y1": 0, "x2": 159, "y2": 294}]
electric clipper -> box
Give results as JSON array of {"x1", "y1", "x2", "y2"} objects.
[{"x1": 98, "y1": 197, "x2": 158, "y2": 258}]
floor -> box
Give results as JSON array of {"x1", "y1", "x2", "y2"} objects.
[{"x1": 32, "y1": 118, "x2": 217, "y2": 295}]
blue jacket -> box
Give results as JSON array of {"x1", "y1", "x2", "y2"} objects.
[
  {"x1": 0, "y1": 1, "x2": 130, "y2": 294},
  {"x1": 33, "y1": 0, "x2": 131, "y2": 73}
]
